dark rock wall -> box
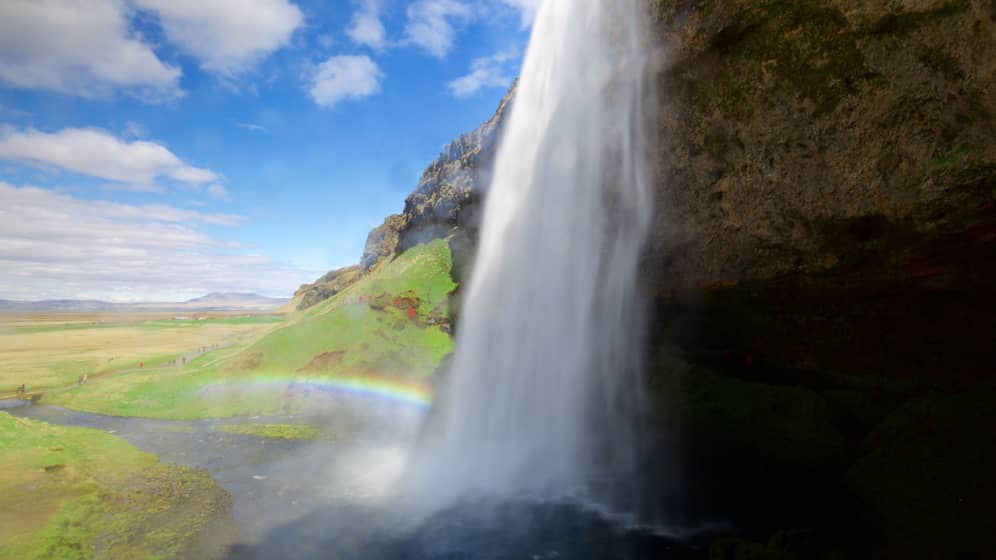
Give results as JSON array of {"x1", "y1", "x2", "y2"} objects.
[
  {"x1": 646, "y1": 0, "x2": 995, "y2": 380},
  {"x1": 643, "y1": 2, "x2": 995, "y2": 556}
]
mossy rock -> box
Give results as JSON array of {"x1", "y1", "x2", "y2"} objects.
[{"x1": 847, "y1": 391, "x2": 996, "y2": 557}]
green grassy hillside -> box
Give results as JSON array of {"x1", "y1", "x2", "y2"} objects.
[{"x1": 41, "y1": 240, "x2": 457, "y2": 419}]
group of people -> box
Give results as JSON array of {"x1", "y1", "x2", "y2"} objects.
[
  {"x1": 165, "y1": 344, "x2": 220, "y2": 368},
  {"x1": 12, "y1": 342, "x2": 227, "y2": 400}
]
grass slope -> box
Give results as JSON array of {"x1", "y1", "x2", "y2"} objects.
[{"x1": 0, "y1": 412, "x2": 236, "y2": 559}]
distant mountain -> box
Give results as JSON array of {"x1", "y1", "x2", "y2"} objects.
[
  {"x1": 184, "y1": 292, "x2": 288, "y2": 306},
  {"x1": 0, "y1": 293, "x2": 289, "y2": 313}
]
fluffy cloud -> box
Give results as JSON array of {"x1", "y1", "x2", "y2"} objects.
[
  {"x1": 403, "y1": 0, "x2": 473, "y2": 58},
  {"x1": 308, "y1": 55, "x2": 383, "y2": 109},
  {"x1": 132, "y1": 0, "x2": 304, "y2": 74},
  {"x1": 448, "y1": 49, "x2": 517, "y2": 98},
  {"x1": 0, "y1": 0, "x2": 182, "y2": 100},
  {"x1": 0, "y1": 127, "x2": 218, "y2": 187},
  {"x1": 0, "y1": 183, "x2": 310, "y2": 301},
  {"x1": 206, "y1": 184, "x2": 231, "y2": 200},
  {"x1": 347, "y1": 0, "x2": 387, "y2": 51}
]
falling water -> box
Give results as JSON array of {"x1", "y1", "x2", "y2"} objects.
[{"x1": 417, "y1": 0, "x2": 657, "y2": 512}]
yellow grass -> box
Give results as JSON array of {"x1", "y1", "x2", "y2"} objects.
[{"x1": 0, "y1": 312, "x2": 280, "y2": 395}]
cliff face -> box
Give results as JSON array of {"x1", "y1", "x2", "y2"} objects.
[
  {"x1": 642, "y1": 2, "x2": 995, "y2": 556},
  {"x1": 646, "y1": 0, "x2": 996, "y2": 382},
  {"x1": 651, "y1": 0, "x2": 994, "y2": 287},
  {"x1": 396, "y1": 81, "x2": 515, "y2": 254}
]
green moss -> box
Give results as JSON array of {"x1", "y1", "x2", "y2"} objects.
[
  {"x1": 725, "y1": 2, "x2": 866, "y2": 116},
  {"x1": 215, "y1": 423, "x2": 321, "y2": 440},
  {"x1": 710, "y1": 530, "x2": 827, "y2": 560},
  {"x1": 649, "y1": 355, "x2": 846, "y2": 463},
  {"x1": 0, "y1": 413, "x2": 234, "y2": 559},
  {"x1": 847, "y1": 391, "x2": 996, "y2": 552},
  {"x1": 929, "y1": 145, "x2": 972, "y2": 168}
]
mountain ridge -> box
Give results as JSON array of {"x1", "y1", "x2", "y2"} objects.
[{"x1": 0, "y1": 292, "x2": 288, "y2": 312}]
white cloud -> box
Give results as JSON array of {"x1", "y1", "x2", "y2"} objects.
[
  {"x1": 501, "y1": 0, "x2": 542, "y2": 27},
  {"x1": 308, "y1": 55, "x2": 383, "y2": 109},
  {"x1": 133, "y1": 0, "x2": 304, "y2": 74},
  {"x1": 102, "y1": 182, "x2": 165, "y2": 194},
  {"x1": 448, "y1": 49, "x2": 517, "y2": 98},
  {"x1": 347, "y1": 0, "x2": 387, "y2": 51},
  {"x1": 404, "y1": 0, "x2": 473, "y2": 58},
  {"x1": 0, "y1": 0, "x2": 182, "y2": 100},
  {"x1": 206, "y1": 184, "x2": 230, "y2": 200},
  {"x1": 123, "y1": 121, "x2": 148, "y2": 139},
  {"x1": 0, "y1": 127, "x2": 218, "y2": 187},
  {"x1": 0, "y1": 182, "x2": 310, "y2": 301}
]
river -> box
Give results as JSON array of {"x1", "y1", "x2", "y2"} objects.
[{"x1": 6, "y1": 401, "x2": 708, "y2": 559}]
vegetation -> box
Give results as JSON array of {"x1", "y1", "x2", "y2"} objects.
[
  {"x1": 0, "y1": 413, "x2": 235, "y2": 560},
  {"x1": 215, "y1": 423, "x2": 321, "y2": 440},
  {"x1": 23, "y1": 240, "x2": 454, "y2": 420},
  {"x1": 0, "y1": 312, "x2": 281, "y2": 397}
]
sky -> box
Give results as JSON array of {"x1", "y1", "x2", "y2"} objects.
[{"x1": 0, "y1": 0, "x2": 539, "y2": 302}]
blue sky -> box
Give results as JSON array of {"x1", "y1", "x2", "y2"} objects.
[{"x1": 0, "y1": 0, "x2": 538, "y2": 301}]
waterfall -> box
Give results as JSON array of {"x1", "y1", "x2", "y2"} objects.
[{"x1": 416, "y1": 0, "x2": 657, "y2": 512}]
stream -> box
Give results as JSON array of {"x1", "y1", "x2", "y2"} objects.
[
  {"x1": 5, "y1": 401, "x2": 708, "y2": 559},
  {"x1": 6, "y1": 401, "x2": 349, "y2": 540}
]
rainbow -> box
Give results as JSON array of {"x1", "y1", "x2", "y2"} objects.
[{"x1": 198, "y1": 372, "x2": 433, "y2": 410}]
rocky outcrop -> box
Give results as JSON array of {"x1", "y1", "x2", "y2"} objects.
[
  {"x1": 361, "y1": 214, "x2": 404, "y2": 270},
  {"x1": 285, "y1": 264, "x2": 365, "y2": 311},
  {"x1": 396, "y1": 81, "x2": 516, "y2": 253}
]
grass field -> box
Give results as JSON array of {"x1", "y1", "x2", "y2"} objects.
[
  {"x1": 0, "y1": 413, "x2": 236, "y2": 560},
  {"x1": 214, "y1": 423, "x2": 321, "y2": 440},
  {"x1": 15, "y1": 239, "x2": 455, "y2": 420},
  {"x1": 0, "y1": 312, "x2": 283, "y2": 396}
]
